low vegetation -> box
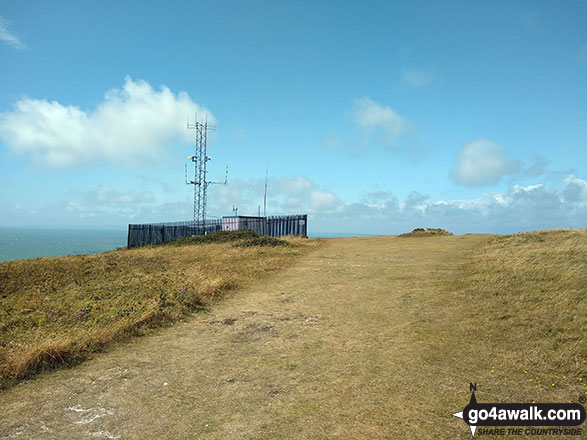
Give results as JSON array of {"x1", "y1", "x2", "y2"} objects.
[
  {"x1": 460, "y1": 229, "x2": 586, "y2": 376},
  {"x1": 421, "y1": 228, "x2": 586, "y2": 411},
  {"x1": 167, "y1": 230, "x2": 289, "y2": 248},
  {"x1": 399, "y1": 227, "x2": 453, "y2": 237},
  {"x1": 0, "y1": 231, "x2": 316, "y2": 388},
  {"x1": 1, "y1": 229, "x2": 585, "y2": 438}
]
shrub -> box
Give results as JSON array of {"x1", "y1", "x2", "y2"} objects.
[
  {"x1": 232, "y1": 236, "x2": 289, "y2": 247},
  {"x1": 399, "y1": 228, "x2": 453, "y2": 237},
  {"x1": 166, "y1": 230, "x2": 260, "y2": 246}
]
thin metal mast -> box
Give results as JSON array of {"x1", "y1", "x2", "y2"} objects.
[
  {"x1": 263, "y1": 166, "x2": 268, "y2": 217},
  {"x1": 187, "y1": 116, "x2": 215, "y2": 223},
  {"x1": 186, "y1": 116, "x2": 227, "y2": 223}
]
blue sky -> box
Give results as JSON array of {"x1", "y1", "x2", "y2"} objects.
[{"x1": 1, "y1": 0, "x2": 586, "y2": 234}]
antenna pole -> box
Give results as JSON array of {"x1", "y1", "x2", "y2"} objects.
[{"x1": 263, "y1": 166, "x2": 268, "y2": 217}]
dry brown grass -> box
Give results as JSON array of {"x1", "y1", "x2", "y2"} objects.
[
  {"x1": 0, "y1": 230, "x2": 585, "y2": 439},
  {"x1": 0, "y1": 233, "x2": 318, "y2": 388},
  {"x1": 429, "y1": 229, "x2": 587, "y2": 399},
  {"x1": 405, "y1": 229, "x2": 587, "y2": 439}
]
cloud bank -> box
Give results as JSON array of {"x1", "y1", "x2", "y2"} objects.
[
  {"x1": 0, "y1": 76, "x2": 212, "y2": 167},
  {"x1": 4, "y1": 174, "x2": 585, "y2": 236},
  {"x1": 317, "y1": 175, "x2": 587, "y2": 235}
]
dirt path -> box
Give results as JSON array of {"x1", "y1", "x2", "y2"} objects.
[{"x1": 0, "y1": 235, "x2": 488, "y2": 439}]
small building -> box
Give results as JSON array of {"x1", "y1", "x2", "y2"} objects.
[{"x1": 222, "y1": 216, "x2": 266, "y2": 235}]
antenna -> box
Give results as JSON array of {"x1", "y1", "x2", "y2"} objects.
[
  {"x1": 263, "y1": 166, "x2": 268, "y2": 217},
  {"x1": 208, "y1": 165, "x2": 228, "y2": 186},
  {"x1": 185, "y1": 115, "x2": 227, "y2": 223}
]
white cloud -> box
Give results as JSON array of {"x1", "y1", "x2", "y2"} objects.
[
  {"x1": 354, "y1": 97, "x2": 408, "y2": 137},
  {"x1": 451, "y1": 139, "x2": 520, "y2": 187},
  {"x1": 401, "y1": 69, "x2": 435, "y2": 88},
  {"x1": 53, "y1": 184, "x2": 159, "y2": 221},
  {"x1": 512, "y1": 183, "x2": 544, "y2": 193},
  {"x1": 0, "y1": 17, "x2": 26, "y2": 50},
  {"x1": 0, "y1": 76, "x2": 213, "y2": 167},
  {"x1": 309, "y1": 190, "x2": 343, "y2": 213},
  {"x1": 92, "y1": 185, "x2": 156, "y2": 206},
  {"x1": 276, "y1": 176, "x2": 313, "y2": 194},
  {"x1": 563, "y1": 174, "x2": 587, "y2": 203},
  {"x1": 208, "y1": 176, "x2": 341, "y2": 216},
  {"x1": 362, "y1": 191, "x2": 394, "y2": 208}
]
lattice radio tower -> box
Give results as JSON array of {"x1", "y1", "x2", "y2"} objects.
[{"x1": 185, "y1": 115, "x2": 227, "y2": 223}]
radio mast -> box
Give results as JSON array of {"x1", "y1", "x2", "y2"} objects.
[{"x1": 185, "y1": 115, "x2": 227, "y2": 222}]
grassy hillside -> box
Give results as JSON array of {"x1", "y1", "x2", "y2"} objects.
[
  {"x1": 0, "y1": 231, "x2": 317, "y2": 389},
  {"x1": 0, "y1": 229, "x2": 585, "y2": 438}
]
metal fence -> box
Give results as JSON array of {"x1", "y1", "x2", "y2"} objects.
[{"x1": 127, "y1": 214, "x2": 307, "y2": 248}]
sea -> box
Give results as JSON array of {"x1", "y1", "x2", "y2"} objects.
[
  {"x1": 0, "y1": 227, "x2": 368, "y2": 263},
  {"x1": 0, "y1": 227, "x2": 128, "y2": 263}
]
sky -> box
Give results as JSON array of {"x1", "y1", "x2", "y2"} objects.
[{"x1": 1, "y1": 0, "x2": 586, "y2": 235}]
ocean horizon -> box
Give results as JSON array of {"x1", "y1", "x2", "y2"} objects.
[
  {"x1": 0, "y1": 227, "x2": 128, "y2": 263},
  {"x1": 0, "y1": 227, "x2": 370, "y2": 262}
]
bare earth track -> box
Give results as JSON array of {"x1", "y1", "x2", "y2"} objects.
[{"x1": 1, "y1": 234, "x2": 571, "y2": 439}]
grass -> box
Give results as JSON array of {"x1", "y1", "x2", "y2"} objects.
[
  {"x1": 402, "y1": 228, "x2": 587, "y2": 438},
  {"x1": 0, "y1": 231, "x2": 316, "y2": 389},
  {"x1": 399, "y1": 227, "x2": 453, "y2": 237},
  {"x1": 1, "y1": 229, "x2": 585, "y2": 439},
  {"x1": 165, "y1": 230, "x2": 290, "y2": 248},
  {"x1": 431, "y1": 228, "x2": 587, "y2": 395}
]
